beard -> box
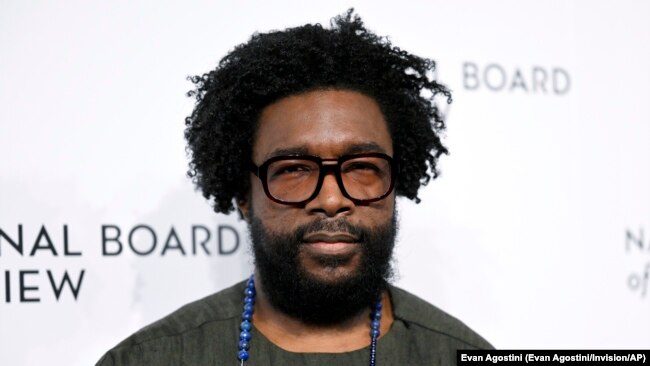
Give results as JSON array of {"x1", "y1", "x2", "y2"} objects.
[{"x1": 249, "y1": 213, "x2": 397, "y2": 326}]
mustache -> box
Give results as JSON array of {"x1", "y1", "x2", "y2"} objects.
[{"x1": 294, "y1": 219, "x2": 366, "y2": 242}]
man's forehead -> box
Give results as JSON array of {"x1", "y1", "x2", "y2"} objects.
[{"x1": 251, "y1": 90, "x2": 393, "y2": 162}]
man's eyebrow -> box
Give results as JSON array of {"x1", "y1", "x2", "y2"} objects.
[
  {"x1": 266, "y1": 142, "x2": 388, "y2": 160},
  {"x1": 342, "y1": 142, "x2": 388, "y2": 155},
  {"x1": 267, "y1": 146, "x2": 310, "y2": 159}
]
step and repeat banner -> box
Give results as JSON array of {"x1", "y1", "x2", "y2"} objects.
[{"x1": 1, "y1": 1, "x2": 649, "y2": 365}]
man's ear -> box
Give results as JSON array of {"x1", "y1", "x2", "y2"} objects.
[{"x1": 237, "y1": 197, "x2": 250, "y2": 222}]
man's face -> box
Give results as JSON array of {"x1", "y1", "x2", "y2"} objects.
[{"x1": 240, "y1": 89, "x2": 397, "y2": 323}]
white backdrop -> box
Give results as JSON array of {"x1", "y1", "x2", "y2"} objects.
[{"x1": 1, "y1": 1, "x2": 649, "y2": 365}]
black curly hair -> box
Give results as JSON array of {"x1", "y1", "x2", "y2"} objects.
[{"x1": 184, "y1": 9, "x2": 451, "y2": 214}]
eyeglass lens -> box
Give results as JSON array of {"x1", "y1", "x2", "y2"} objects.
[{"x1": 266, "y1": 156, "x2": 392, "y2": 203}]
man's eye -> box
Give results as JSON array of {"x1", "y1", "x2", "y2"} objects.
[
  {"x1": 345, "y1": 162, "x2": 379, "y2": 172},
  {"x1": 272, "y1": 164, "x2": 312, "y2": 176}
]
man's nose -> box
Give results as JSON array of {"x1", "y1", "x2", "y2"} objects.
[{"x1": 305, "y1": 172, "x2": 354, "y2": 217}]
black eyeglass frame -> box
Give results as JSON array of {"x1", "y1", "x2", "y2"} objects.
[{"x1": 249, "y1": 153, "x2": 398, "y2": 206}]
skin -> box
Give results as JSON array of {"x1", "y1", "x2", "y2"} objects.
[{"x1": 238, "y1": 89, "x2": 396, "y2": 352}]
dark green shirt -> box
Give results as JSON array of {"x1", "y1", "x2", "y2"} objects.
[{"x1": 97, "y1": 281, "x2": 492, "y2": 365}]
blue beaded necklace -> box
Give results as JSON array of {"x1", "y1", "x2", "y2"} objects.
[{"x1": 237, "y1": 275, "x2": 383, "y2": 366}]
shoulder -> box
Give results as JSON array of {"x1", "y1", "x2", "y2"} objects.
[
  {"x1": 96, "y1": 280, "x2": 246, "y2": 365},
  {"x1": 389, "y1": 285, "x2": 493, "y2": 350},
  {"x1": 117, "y1": 280, "x2": 244, "y2": 346}
]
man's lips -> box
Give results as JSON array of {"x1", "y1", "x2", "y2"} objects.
[
  {"x1": 302, "y1": 232, "x2": 359, "y2": 244},
  {"x1": 301, "y1": 232, "x2": 359, "y2": 256}
]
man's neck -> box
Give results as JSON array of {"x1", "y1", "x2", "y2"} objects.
[{"x1": 252, "y1": 279, "x2": 394, "y2": 353}]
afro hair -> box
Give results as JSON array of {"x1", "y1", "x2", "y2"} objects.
[{"x1": 185, "y1": 9, "x2": 451, "y2": 214}]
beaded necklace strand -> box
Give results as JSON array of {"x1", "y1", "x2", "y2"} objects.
[{"x1": 237, "y1": 275, "x2": 382, "y2": 366}]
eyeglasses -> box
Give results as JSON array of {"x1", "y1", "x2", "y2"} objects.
[{"x1": 250, "y1": 153, "x2": 397, "y2": 206}]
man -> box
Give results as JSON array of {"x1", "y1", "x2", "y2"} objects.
[{"x1": 97, "y1": 10, "x2": 491, "y2": 366}]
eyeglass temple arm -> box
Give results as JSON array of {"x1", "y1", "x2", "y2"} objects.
[{"x1": 248, "y1": 162, "x2": 260, "y2": 177}]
